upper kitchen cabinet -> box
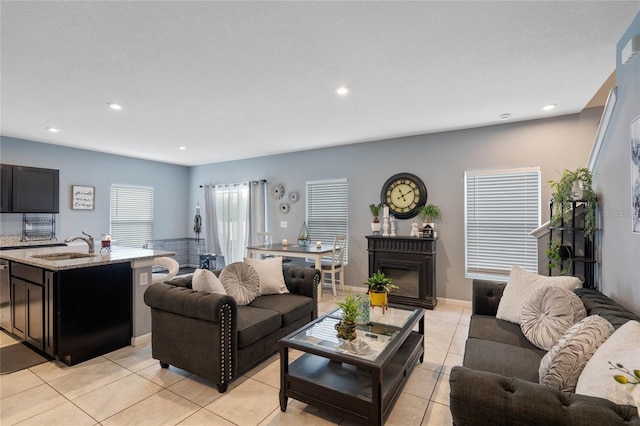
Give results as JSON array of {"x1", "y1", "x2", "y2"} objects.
[{"x1": 0, "y1": 164, "x2": 60, "y2": 213}]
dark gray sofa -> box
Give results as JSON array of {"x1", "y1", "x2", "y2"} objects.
[
  {"x1": 450, "y1": 279, "x2": 640, "y2": 426},
  {"x1": 144, "y1": 266, "x2": 319, "y2": 392}
]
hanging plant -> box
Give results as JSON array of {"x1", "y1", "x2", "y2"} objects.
[
  {"x1": 548, "y1": 168, "x2": 597, "y2": 240},
  {"x1": 546, "y1": 239, "x2": 573, "y2": 275}
]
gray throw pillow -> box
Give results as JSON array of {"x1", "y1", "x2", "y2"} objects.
[
  {"x1": 219, "y1": 262, "x2": 260, "y2": 306},
  {"x1": 521, "y1": 286, "x2": 586, "y2": 350}
]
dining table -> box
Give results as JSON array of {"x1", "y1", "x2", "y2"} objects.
[{"x1": 246, "y1": 242, "x2": 335, "y2": 270}]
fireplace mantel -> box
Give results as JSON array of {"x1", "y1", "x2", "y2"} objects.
[{"x1": 366, "y1": 235, "x2": 437, "y2": 310}]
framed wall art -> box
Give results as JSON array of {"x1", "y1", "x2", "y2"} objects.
[
  {"x1": 72, "y1": 185, "x2": 95, "y2": 210},
  {"x1": 631, "y1": 115, "x2": 640, "y2": 233}
]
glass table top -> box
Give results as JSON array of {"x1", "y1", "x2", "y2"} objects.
[{"x1": 289, "y1": 306, "x2": 420, "y2": 361}]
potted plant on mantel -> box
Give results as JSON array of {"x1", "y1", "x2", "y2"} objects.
[
  {"x1": 364, "y1": 270, "x2": 398, "y2": 314},
  {"x1": 335, "y1": 292, "x2": 361, "y2": 341},
  {"x1": 369, "y1": 203, "x2": 382, "y2": 234},
  {"x1": 418, "y1": 204, "x2": 442, "y2": 237}
]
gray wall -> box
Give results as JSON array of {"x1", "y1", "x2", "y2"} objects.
[
  {"x1": 0, "y1": 137, "x2": 190, "y2": 242},
  {"x1": 0, "y1": 107, "x2": 605, "y2": 304},
  {"x1": 593, "y1": 11, "x2": 640, "y2": 313},
  {"x1": 191, "y1": 109, "x2": 601, "y2": 301}
]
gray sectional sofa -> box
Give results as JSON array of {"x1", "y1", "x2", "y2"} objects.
[
  {"x1": 449, "y1": 279, "x2": 640, "y2": 425},
  {"x1": 144, "y1": 266, "x2": 319, "y2": 392}
]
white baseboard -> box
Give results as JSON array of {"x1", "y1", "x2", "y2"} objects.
[{"x1": 131, "y1": 333, "x2": 151, "y2": 346}]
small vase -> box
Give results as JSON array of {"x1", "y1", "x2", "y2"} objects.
[
  {"x1": 335, "y1": 320, "x2": 357, "y2": 341},
  {"x1": 571, "y1": 180, "x2": 584, "y2": 201},
  {"x1": 356, "y1": 296, "x2": 370, "y2": 324},
  {"x1": 371, "y1": 222, "x2": 381, "y2": 234}
]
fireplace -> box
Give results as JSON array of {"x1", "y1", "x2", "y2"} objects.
[{"x1": 366, "y1": 236, "x2": 437, "y2": 309}]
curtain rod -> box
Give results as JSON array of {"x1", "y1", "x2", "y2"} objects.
[{"x1": 200, "y1": 179, "x2": 266, "y2": 188}]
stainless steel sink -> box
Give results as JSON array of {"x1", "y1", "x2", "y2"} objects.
[{"x1": 32, "y1": 252, "x2": 95, "y2": 261}]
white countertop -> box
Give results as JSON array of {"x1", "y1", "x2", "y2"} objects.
[{"x1": 0, "y1": 245, "x2": 176, "y2": 271}]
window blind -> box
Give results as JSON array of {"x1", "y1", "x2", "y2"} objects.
[
  {"x1": 465, "y1": 167, "x2": 540, "y2": 280},
  {"x1": 306, "y1": 179, "x2": 348, "y2": 262},
  {"x1": 110, "y1": 185, "x2": 153, "y2": 248}
]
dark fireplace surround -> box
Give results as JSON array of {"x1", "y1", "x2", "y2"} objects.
[{"x1": 366, "y1": 236, "x2": 437, "y2": 310}]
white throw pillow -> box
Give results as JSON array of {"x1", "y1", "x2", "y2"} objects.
[
  {"x1": 520, "y1": 286, "x2": 586, "y2": 350},
  {"x1": 243, "y1": 256, "x2": 289, "y2": 295},
  {"x1": 539, "y1": 315, "x2": 614, "y2": 392},
  {"x1": 496, "y1": 265, "x2": 582, "y2": 324},
  {"x1": 192, "y1": 268, "x2": 227, "y2": 295},
  {"x1": 576, "y1": 320, "x2": 640, "y2": 407}
]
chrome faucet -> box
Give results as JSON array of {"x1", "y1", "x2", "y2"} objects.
[{"x1": 65, "y1": 231, "x2": 95, "y2": 254}]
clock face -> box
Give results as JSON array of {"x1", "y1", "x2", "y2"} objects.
[{"x1": 380, "y1": 173, "x2": 427, "y2": 220}]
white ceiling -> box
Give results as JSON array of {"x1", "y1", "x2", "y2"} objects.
[{"x1": 1, "y1": 1, "x2": 638, "y2": 166}]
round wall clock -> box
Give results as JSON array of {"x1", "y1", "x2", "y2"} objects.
[{"x1": 380, "y1": 173, "x2": 427, "y2": 220}]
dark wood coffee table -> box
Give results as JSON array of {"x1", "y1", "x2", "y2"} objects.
[{"x1": 279, "y1": 304, "x2": 424, "y2": 425}]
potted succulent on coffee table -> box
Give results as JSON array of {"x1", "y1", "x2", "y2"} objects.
[
  {"x1": 335, "y1": 292, "x2": 360, "y2": 341},
  {"x1": 364, "y1": 271, "x2": 398, "y2": 314}
]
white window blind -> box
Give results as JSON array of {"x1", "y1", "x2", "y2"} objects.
[
  {"x1": 306, "y1": 179, "x2": 348, "y2": 262},
  {"x1": 465, "y1": 167, "x2": 540, "y2": 280},
  {"x1": 110, "y1": 185, "x2": 153, "y2": 248}
]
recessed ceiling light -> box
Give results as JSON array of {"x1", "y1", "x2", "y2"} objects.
[
  {"x1": 179, "y1": 146, "x2": 187, "y2": 150},
  {"x1": 542, "y1": 103, "x2": 557, "y2": 111},
  {"x1": 336, "y1": 87, "x2": 349, "y2": 95},
  {"x1": 109, "y1": 103, "x2": 123, "y2": 110},
  {"x1": 46, "y1": 127, "x2": 60, "y2": 133},
  {"x1": 499, "y1": 113, "x2": 511, "y2": 120}
]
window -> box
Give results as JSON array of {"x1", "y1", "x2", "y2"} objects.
[
  {"x1": 465, "y1": 167, "x2": 540, "y2": 280},
  {"x1": 110, "y1": 185, "x2": 153, "y2": 248},
  {"x1": 306, "y1": 179, "x2": 349, "y2": 262}
]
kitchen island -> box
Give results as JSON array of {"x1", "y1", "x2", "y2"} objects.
[{"x1": 0, "y1": 245, "x2": 174, "y2": 365}]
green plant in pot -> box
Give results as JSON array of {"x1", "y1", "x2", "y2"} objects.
[
  {"x1": 548, "y1": 168, "x2": 596, "y2": 240},
  {"x1": 369, "y1": 203, "x2": 382, "y2": 234},
  {"x1": 418, "y1": 204, "x2": 442, "y2": 224},
  {"x1": 546, "y1": 238, "x2": 573, "y2": 275},
  {"x1": 364, "y1": 271, "x2": 398, "y2": 314},
  {"x1": 335, "y1": 292, "x2": 361, "y2": 341}
]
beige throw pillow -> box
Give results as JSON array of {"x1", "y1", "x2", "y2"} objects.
[
  {"x1": 219, "y1": 262, "x2": 260, "y2": 305},
  {"x1": 496, "y1": 265, "x2": 582, "y2": 324},
  {"x1": 192, "y1": 268, "x2": 227, "y2": 295},
  {"x1": 520, "y1": 286, "x2": 586, "y2": 350},
  {"x1": 539, "y1": 315, "x2": 614, "y2": 392},
  {"x1": 243, "y1": 256, "x2": 289, "y2": 295},
  {"x1": 576, "y1": 320, "x2": 640, "y2": 407}
]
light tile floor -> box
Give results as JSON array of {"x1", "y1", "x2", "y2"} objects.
[{"x1": 0, "y1": 290, "x2": 470, "y2": 425}]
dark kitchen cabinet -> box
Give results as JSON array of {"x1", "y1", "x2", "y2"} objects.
[
  {"x1": 10, "y1": 263, "x2": 53, "y2": 355},
  {"x1": 0, "y1": 164, "x2": 60, "y2": 213}
]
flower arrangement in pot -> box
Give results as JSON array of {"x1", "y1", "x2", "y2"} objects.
[
  {"x1": 364, "y1": 270, "x2": 398, "y2": 314},
  {"x1": 335, "y1": 292, "x2": 361, "y2": 341},
  {"x1": 369, "y1": 203, "x2": 382, "y2": 234}
]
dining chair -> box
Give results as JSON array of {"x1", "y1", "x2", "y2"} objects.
[
  {"x1": 320, "y1": 234, "x2": 346, "y2": 299},
  {"x1": 255, "y1": 231, "x2": 291, "y2": 262},
  {"x1": 151, "y1": 256, "x2": 180, "y2": 284}
]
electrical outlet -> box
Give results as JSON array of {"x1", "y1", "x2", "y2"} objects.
[
  {"x1": 139, "y1": 272, "x2": 149, "y2": 286},
  {"x1": 280, "y1": 221, "x2": 287, "y2": 228}
]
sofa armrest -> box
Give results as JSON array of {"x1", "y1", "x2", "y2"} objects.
[
  {"x1": 144, "y1": 282, "x2": 237, "y2": 323},
  {"x1": 472, "y1": 279, "x2": 506, "y2": 316},
  {"x1": 450, "y1": 367, "x2": 640, "y2": 426},
  {"x1": 283, "y1": 267, "x2": 320, "y2": 319}
]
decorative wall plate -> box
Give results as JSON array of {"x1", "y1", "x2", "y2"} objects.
[
  {"x1": 271, "y1": 183, "x2": 285, "y2": 200},
  {"x1": 279, "y1": 202, "x2": 290, "y2": 214},
  {"x1": 288, "y1": 191, "x2": 299, "y2": 203}
]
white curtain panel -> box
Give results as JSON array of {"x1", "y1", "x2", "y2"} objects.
[{"x1": 203, "y1": 181, "x2": 266, "y2": 264}]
